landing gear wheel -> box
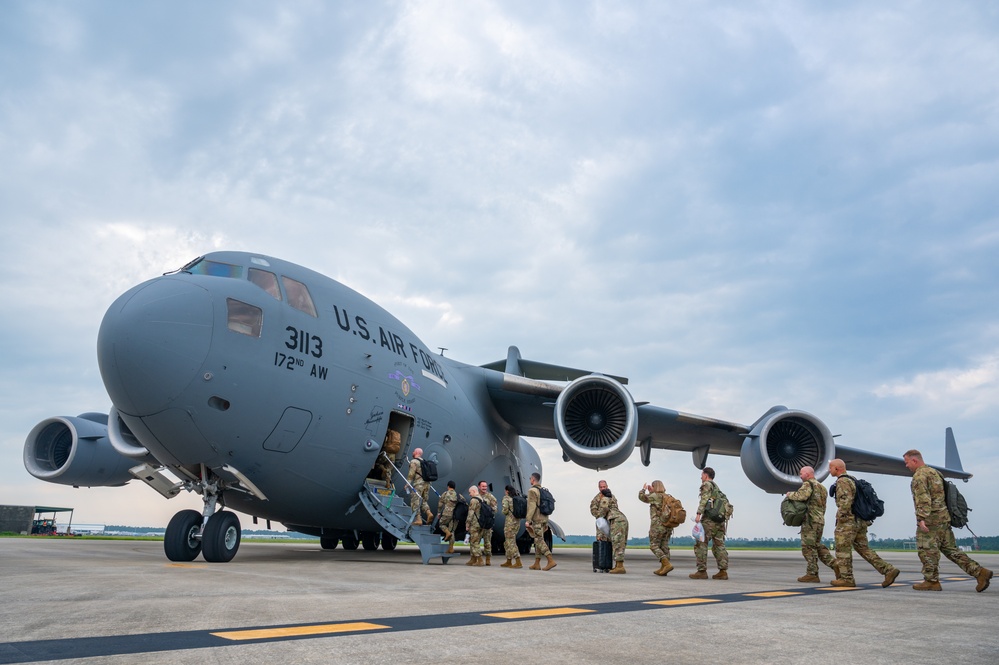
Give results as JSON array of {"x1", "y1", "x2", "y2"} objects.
[
  {"x1": 320, "y1": 535, "x2": 339, "y2": 550},
  {"x1": 381, "y1": 533, "x2": 398, "y2": 551},
  {"x1": 164, "y1": 509, "x2": 203, "y2": 562},
  {"x1": 340, "y1": 531, "x2": 359, "y2": 550},
  {"x1": 516, "y1": 531, "x2": 532, "y2": 556},
  {"x1": 202, "y1": 511, "x2": 241, "y2": 562},
  {"x1": 361, "y1": 531, "x2": 381, "y2": 551}
]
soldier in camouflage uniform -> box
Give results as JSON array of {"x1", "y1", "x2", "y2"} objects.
[
  {"x1": 438, "y1": 480, "x2": 460, "y2": 554},
  {"x1": 638, "y1": 480, "x2": 675, "y2": 576},
  {"x1": 903, "y1": 449, "x2": 992, "y2": 592},
  {"x1": 593, "y1": 484, "x2": 629, "y2": 574},
  {"x1": 500, "y1": 485, "x2": 523, "y2": 569},
  {"x1": 785, "y1": 465, "x2": 836, "y2": 583},
  {"x1": 406, "y1": 448, "x2": 434, "y2": 526},
  {"x1": 526, "y1": 472, "x2": 556, "y2": 571},
  {"x1": 477, "y1": 481, "x2": 498, "y2": 566},
  {"x1": 465, "y1": 486, "x2": 485, "y2": 566},
  {"x1": 828, "y1": 459, "x2": 899, "y2": 588},
  {"x1": 690, "y1": 467, "x2": 729, "y2": 579},
  {"x1": 590, "y1": 480, "x2": 610, "y2": 541}
]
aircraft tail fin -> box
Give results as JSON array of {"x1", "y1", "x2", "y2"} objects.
[
  {"x1": 481, "y1": 346, "x2": 629, "y2": 385},
  {"x1": 944, "y1": 427, "x2": 964, "y2": 473}
]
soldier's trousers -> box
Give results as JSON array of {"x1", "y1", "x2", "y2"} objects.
[
  {"x1": 800, "y1": 522, "x2": 835, "y2": 575},
  {"x1": 504, "y1": 523, "x2": 519, "y2": 559},
  {"x1": 439, "y1": 512, "x2": 455, "y2": 545},
  {"x1": 468, "y1": 526, "x2": 484, "y2": 557},
  {"x1": 410, "y1": 481, "x2": 431, "y2": 517},
  {"x1": 530, "y1": 519, "x2": 550, "y2": 557},
  {"x1": 834, "y1": 517, "x2": 894, "y2": 583},
  {"x1": 695, "y1": 519, "x2": 728, "y2": 571},
  {"x1": 609, "y1": 517, "x2": 629, "y2": 562},
  {"x1": 917, "y1": 522, "x2": 982, "y2": 582},
  {"x1": 480, "y1": 528, "x2": 493, "y2": 557},
  {"x1": 649, "y1": 522, "x2": 673, "y2": 561}
]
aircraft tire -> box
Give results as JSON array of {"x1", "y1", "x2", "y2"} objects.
[
  {"x1": 516, "y1": 531, "x2": 532, "y2": 556},
  {"x1": 320, "y1": 535, "x2": 339, "y2": 550},
  {"x1": 361, "y1": 531, "x2": 380, "y2": 551},
  {"x1": 381, "y1": 533, "x2": 398, "y2": 551},
  {"x1": 202, "y1": 511, "x2": 241, "y2": 563},
  {"x1": 341, "y1": 531, "x2": 359, "y2": 550},
  {"x1": 164, "y1": 509, "x2": 203, "y2": 562}
]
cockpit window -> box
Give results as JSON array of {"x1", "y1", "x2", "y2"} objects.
[
  {"x1": 188, "y1": 259, "x2": 243, "y2": 279},
  {"x1": 226, "y1": 299, "x2": 263, "y2": 337},
  {"x1": 282, "y1": 276, "x2": 317, "y2": 317},
  {"x1": 248, "y1": 268, "x2": 281, "y2": 300}
]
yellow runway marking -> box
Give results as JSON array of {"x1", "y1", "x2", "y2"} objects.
[
  {"x1": 818, "y1": 586, "x2": 861, "y2": 591},
  {"x1": 744, "y1": 591, "x2": 802, "y2": 598},
  {"x1": 167, "y1": 563, "x2": 207, "y2": 569},
  {"x1": 944, "y1": 577, "x2": 967, "y2": 581},
  {"x1": 212, "y1": 622, "x2": 390, "y2": 641},
  {"x1": 484, "y1": 608, "x2": 595, "y2": 619},
  {"x1": 645, "y1": 598, "x2": 722, "y2": 606}
]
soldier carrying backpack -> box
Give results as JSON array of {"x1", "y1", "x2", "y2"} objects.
[
  {"x1": 690, "y1": 468, "x2": 731, "y2": 580},
  {"x1": 903, "y1": 449, "x2": 992, "y2": 592},
  {"x1": 638, "y1": 480, "x2": 683, "y2": 576}
]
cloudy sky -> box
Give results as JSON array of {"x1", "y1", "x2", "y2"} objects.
[{"x1": 2, "y1": 1, "x2": 997, "y2": 542}]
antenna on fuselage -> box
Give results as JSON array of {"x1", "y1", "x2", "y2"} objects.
[{"x1": 438, "y1": 347, "x2": 447, "y2": 356}]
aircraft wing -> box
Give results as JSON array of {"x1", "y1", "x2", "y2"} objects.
[{"x1": 479, "y1": 347, "x2": 972, "y2": 493}]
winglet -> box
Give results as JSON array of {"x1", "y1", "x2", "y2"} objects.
[{"x1": 944, "y1": 427, "x2": 964, "y2": 473}]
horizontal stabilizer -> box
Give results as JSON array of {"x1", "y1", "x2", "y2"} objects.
[{"x1": 481, "y1": 345, "x2": 628, "y2": 384}]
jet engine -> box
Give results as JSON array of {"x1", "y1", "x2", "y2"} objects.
[
  {"x1": 554, "y1": 375, "x2": 638, "y2": 471},
  {"x1": 740, "y1": 407, "x2": 835, "y2": 493},
  {"x1": 24, "y1": 414, "x2": 145, "y2": 487}
]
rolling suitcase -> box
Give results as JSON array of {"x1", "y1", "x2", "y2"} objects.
[{"x1": 592, "y1": 539, "x2": 613, "y2": 572}]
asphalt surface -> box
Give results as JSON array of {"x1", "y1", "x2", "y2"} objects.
[{"x1": 1, "y1": 538, "x2": 996, "y2": 664}]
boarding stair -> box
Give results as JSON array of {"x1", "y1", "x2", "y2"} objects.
[{"x1": 357, "y1": 479, "x2": 458, "y2": 565}]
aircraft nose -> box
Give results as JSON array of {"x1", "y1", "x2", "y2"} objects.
[{"x1": 98, "y1": 278, "x2": 214, "y2": 416}]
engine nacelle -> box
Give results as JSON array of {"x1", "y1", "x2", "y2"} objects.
[
  {"x1": 740, "y1": 407, "x2": 835, "y2": 493},
  {"x1": 24, "y1": 414, "x2": 146, "y2": 487},
  {"x1": 554, "y1": 375, "x2": 638, "y2": 471}
]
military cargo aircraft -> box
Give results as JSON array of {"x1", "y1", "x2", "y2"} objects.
[{"x1": 23, "y1": 252, "x2": 972, "y2": 563}]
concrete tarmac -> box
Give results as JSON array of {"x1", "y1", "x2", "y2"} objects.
[{"x1": 1, "y1": 537, "x2": 996, "y2": 664}]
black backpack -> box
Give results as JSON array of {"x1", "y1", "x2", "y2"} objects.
[
  {"x1": 418, "y1": 457, "x2": 438, "y2": 482},
  {"x1": 838, "y1": 475, "x2": 885, "y2": 522},
  {"x1": 511, "y1": 496, "x2": 528, "y2": 519},
  {"x1": 476, "y1": 497, "x2": 495, "y2": 530},
  {"x1": 936, "y1": 471, "x2": 971, "y2": 528},
  {"x1": 453, "y1": 495, "x2": 468, "y2": 530},
  {"x1": 538, "y1": 486, "x2": 556, "y2": 516}
]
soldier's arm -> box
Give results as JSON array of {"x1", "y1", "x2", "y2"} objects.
[
  {"x1": 912, "y1": 472, "x2": 932, "y2": 522},
  {"x1": 637, "y1": 489, "x2": 650, "y2": 504},
  {"x1": 696, "y1": 482, "x2": 711, "y2": 515},
  {"x1": 786, "y1": 482, "x2": 812, "y2": 502}
]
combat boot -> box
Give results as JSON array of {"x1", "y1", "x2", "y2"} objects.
[
  {"x1": 912, "y1": 580, "x2": 942, "y2": 591},
  {"x1": 473, "y1": 555, "x2": 486, "y2": 567},
  {"x1": 465, "y1": 555, "x2": 478, "y2": 566},
  {"x1": 882, "y1": 567, "x2": 900, "y2": 588},
  {"x1": 976, "y1": 567, "x2": 993, "y2": 593},
  {"x1": 512, "y1": 557, "x2": 523, "y2": 569},
  {"x1": 655, "y1": 558, "x2": 674, "y2": 576},
  {"x1": 529, "y1": 557, "x2": 542, "y2": 570},
  {"x1": 830, "y1": 579, "x2": 856, "y2": 587},
  {"x1": 797, "y1": 574, "x2": 821, "y2": 583},
  {"x1": 441, "y1": 527, "x2": 452, "y2": 542},
  {"x1": 608, "y1": 562, "x2": 626, "y2": 574},
  {"x1": 484, "y1": 554, "x2": 491, "y2": 566},
  {"x1": 689, "y1": 570, "x2": 708, "y2": 579},
  {"x1": 413, "y1": 516, "x2": 423, "y2": 526},
  {"x1": 446, "y1": 543, "x2": 455, "y2": 554},
  {"x1": 543, "y1": 554, "x2": 557, "y2": 571},
  {"x1": 500, "y1": 558, "x2": 512, "y2": 568},
  {"x1": 712, "y1": 570, "x2": 728, "y2": 580}
]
